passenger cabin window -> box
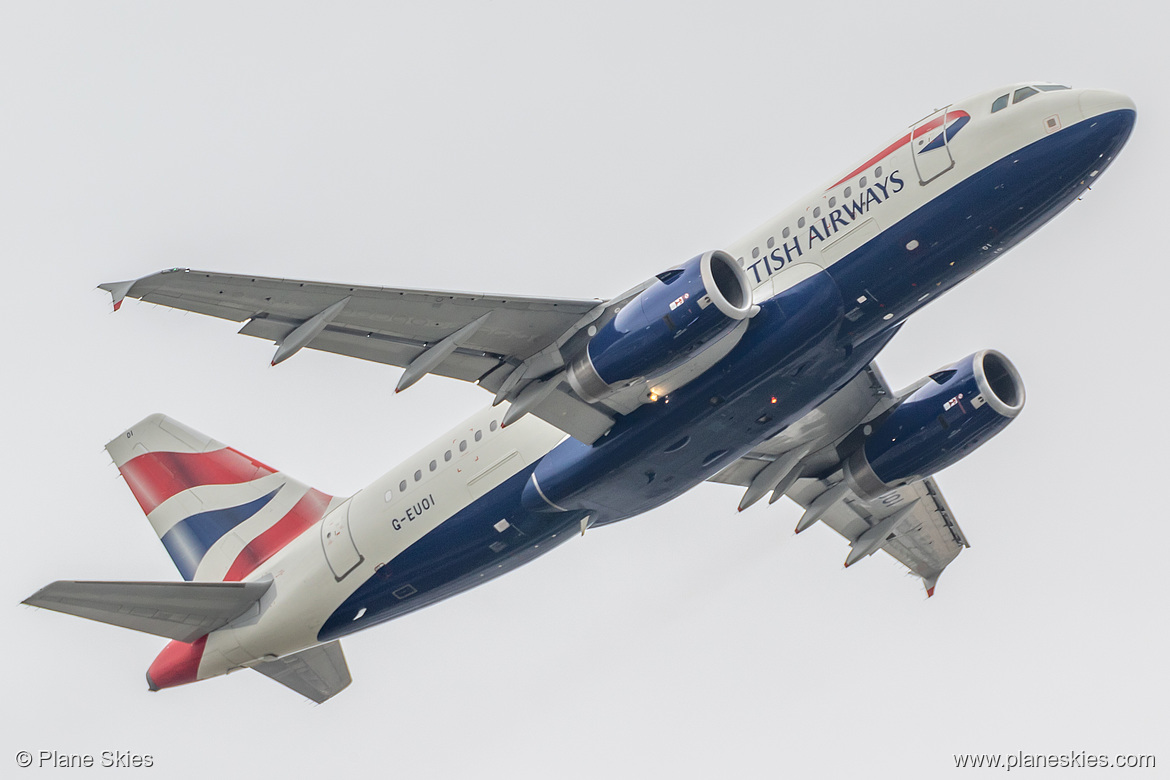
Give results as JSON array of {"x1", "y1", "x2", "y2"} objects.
[
  {"x1": 490, "y1": 420, "x2": 498, "y2": 431},
  {"x1": 475, "y1": 430, "x2": 483, "y2": 442},
  {"x1": 991, "y1": 94, "x2": 1010, "y2": 113},
  {"x1": 782, "y1": 227, "x2": 790, "y2": 239},
  {"x1": 399, "y1": 480, "x2": 407, "y2": 492},
  {"x1": 414, "y1": 469, "x2": 422, "y2": 482},
  {"x1": 444, "y1": 449, "x2": 452, "y2": 461},
  {"x1": 459, "y1": 440, "x2": 467, "y2": 452},
  {"x1": 429, "y1": 460, "x2": 436, "y2": 472},
  {"x1": 1013, "y1": 86, "x2": 1038, "y2": 104}
]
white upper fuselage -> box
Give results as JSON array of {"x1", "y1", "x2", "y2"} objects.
[{"x1": 728, "y1": 84, "x2": 1129, "y2": 302}]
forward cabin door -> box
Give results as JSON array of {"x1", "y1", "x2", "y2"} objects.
[{"x1": 910, "y1": 107, "x2": 956, "y2": 185}]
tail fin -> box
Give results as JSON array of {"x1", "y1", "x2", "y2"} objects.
[{"x1": 107, "y1": 414, "x2": 337, "y2": 581}]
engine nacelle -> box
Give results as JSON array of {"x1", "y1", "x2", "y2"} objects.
[
  {"x1": 845, "y1": 350, "x2": 1025, "y2": 499},
  {"x1": 568, "y1": 250, "x2": 756, "y2": 403}
]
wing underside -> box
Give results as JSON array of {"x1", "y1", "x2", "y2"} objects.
[
  {"x1": 102, "y1": 269, "x2": 645, "y2": 443},
  {"x1": 105, "y1": 269, "x2": 599, "y2": 379},
  {"x1": 709, "y1": 362, "x2": 969, "y2": 594}
]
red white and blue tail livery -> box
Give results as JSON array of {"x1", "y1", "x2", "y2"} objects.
[
  {"x1": 108, "y1": 414, "x2": 339, "y2": 583},
  {"x1": 25, "y1": 83, "x2": 1135, "y2": 702}
]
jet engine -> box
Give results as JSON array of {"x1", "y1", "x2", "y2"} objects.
[
  {"x1": 845, "y1": 350, "x2": 1025, "y2": 499},
  {"x1": 567, "y1": 250, "x2": 757, "y2": 403}
]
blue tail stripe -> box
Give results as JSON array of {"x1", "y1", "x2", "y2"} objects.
[{"x1": 160, "y1": 488, "x2": 281, "y2": 580}]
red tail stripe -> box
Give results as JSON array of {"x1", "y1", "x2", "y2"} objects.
[
  {"x1": 147, "y1": 635, "x2": 207, "y2": 690},
  {"x1": 119, "y1": 448, "x2": 278, "y2": 516},
  {"x1": 222, "y1": 488, "x2": 333, "y2": 582}
]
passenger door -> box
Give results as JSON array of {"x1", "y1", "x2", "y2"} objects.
[
  {"x1": 910, "y1": 107, "x2": 957, "y2": 185},
  {"x1": 321, "y1": 501, "x2": 363, "y2": 581}
]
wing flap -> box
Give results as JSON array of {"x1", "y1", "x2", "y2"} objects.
[
  {"x1": 22, "y1": 579, "x2": 273, "y2": 642},
  {"x1": 252, "y1": 641, "x2": 351, "y2": 703},
  {"x1": 787, "y1": 476, "x2": 968, "y2": 589},
  {"x1": 530, "y1": 387, "x2": 616, "y2": 444},
  {"x1": 238, "y1": 316, "x2": 501, "y2": 381}
]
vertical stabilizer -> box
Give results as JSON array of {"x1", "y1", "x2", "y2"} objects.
[{"x1": 106, "y1": 414, "x2": 338, "y2": 581}]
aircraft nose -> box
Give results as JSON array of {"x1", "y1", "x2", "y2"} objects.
[{"x1": 1078, "y1": 89, "x2": 1136, "y2": 120}]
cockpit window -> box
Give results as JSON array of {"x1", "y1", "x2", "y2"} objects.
[
  {"x1": 991, "y1": 93, "x2": 1010, "y2": 113},
  {"x1": 1035, "y1": 84, "x2": 1071, "y2": 92},
  {"x1": 1013, "y1": 86, "x2": 1039, "y2": 104}
]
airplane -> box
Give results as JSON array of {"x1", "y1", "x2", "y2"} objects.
[{"x1": 24, "y1": 83, "x2": 1135, "y2": 703}]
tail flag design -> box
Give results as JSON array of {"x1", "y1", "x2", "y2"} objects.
[{"x1": 106, "y1": 414, "x2": 338, "y2": 582}]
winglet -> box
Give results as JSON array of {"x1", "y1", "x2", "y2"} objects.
[
  {"x1": 923, "y1": 571, "x2": 941, "y2": 598},
  {"x1": 98, "y1": 280, "x2": 136, "y2": 312}
]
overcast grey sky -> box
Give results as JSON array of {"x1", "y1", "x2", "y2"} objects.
[{"x1": 3, "y1": 2, "x2": 1165, "y2": 778}]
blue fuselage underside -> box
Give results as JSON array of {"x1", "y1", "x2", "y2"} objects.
[{"x1": 319, "y1": 108, "x2": 1134, "y2": 643}]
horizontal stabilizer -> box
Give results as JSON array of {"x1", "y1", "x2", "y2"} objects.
[
  {"x1": 23, "y1": 579, "x2": 272, "y2": 642},
  {"x1": 253, "y1": 641, "x2": 351, "y2": 703}
]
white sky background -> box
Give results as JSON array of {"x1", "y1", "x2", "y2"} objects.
[{"x1": 3, "y1": 2, "x2": 1166, "y2": 777}]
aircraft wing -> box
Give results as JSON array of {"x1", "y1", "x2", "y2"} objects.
[
  {"x1": 101, "y1": 268, "x2": 639, "y2": 442},
  {"x1": 782, "y1": 475, "x2": 967, "y2": 594},
  {"x1": 709, "y1": 362, "x2": 969, "y2": 595}
]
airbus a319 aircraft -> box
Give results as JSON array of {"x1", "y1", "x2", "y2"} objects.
[{"x1": 25, "y1": 83, "x2": 1135, "y2": 702}]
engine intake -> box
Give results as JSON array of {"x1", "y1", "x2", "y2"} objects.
[
  {"x1": 845, "y1": 350, "x2": 1025, "y2": 499},
  {"x1": 568, "y1": 250, "x2": 756, "y2": 403}
]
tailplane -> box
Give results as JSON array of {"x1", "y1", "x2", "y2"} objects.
[
  {"x1": 106, "y1": 414, "x2": 338, "y2": 581},
  {"x1": 22, "y1": 579, "x2": 272, "y2": 641},
  {"x1": 23, "y1": 415, "x2": 354, "y2": 702},
  {"x1": 253, "y1": 641, "x2": 352, "y2": 703}
]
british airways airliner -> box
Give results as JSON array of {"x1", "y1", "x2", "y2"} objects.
[{"x1": 25, "y1": 83, "x2": 1135, "y2": 702}]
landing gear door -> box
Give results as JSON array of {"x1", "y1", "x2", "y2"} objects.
[
  {"x1": 911, "y1": 107, "x2": 956, "y2": 185},
  {"x1": 321, "y1": 501, "x2": 364, "y2": 581}
]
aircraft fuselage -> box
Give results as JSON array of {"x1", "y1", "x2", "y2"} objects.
[{"x1": 133, "y1": 84, "x2": 1136, "y2": 688}]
